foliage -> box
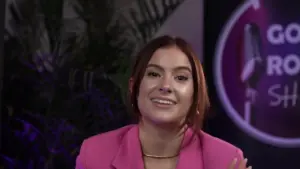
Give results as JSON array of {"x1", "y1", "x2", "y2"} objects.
[
  {"x1": 1, "y1": 107, "x2": 80, "y2": 169},
  {"x1": 105, "y1": 0, "x2": 185, "y2": 102},
  {"x1": 125, "y1": 0, "x2": 184, "y2": 44},
  {"x1": 1, "y1": 0, "x2": 185, "y2": 168}
]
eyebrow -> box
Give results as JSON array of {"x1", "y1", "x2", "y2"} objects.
[{"x1": 147, "y1": 64, "x2": 192, "y2": 72}]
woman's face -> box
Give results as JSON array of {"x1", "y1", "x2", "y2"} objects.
[{"x1": 137, "y1": 46, "x2": 194, "y2": 126}]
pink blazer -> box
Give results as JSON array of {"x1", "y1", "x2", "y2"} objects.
[{"x1": 76, "y1": 124, "x2": 244, "y2": 169}]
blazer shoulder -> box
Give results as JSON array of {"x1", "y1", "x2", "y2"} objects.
[
  {"x1": 201, "y1": 131, "x2": 239, "y2": 149},
  {"x1": 76, "y1": 125, "x2": 135, "y2": 169},
  {"x1": 199, "y1": 131, "x2": 245, "y2": 169},
  {"x1": 200, "y1": 131, "x2": 244, "y2": 158},
  {"x1": 84, "y1": 124, "x2": 135, "y2": 150}
]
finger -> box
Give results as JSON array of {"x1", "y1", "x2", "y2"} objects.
[
  {"x1": 228, "y1": 158, "x2": 238, "y2": 169},
  {"x1": 247, "y1": 166, "x2": 252, "y2": 169},
  {"x1": 239, "y1": 158, "x2": 247, "y2": 169}
]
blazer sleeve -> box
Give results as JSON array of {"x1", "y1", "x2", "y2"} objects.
[
  {"x1": 75, "y1": 140, "x2": 88, "y2": 169},
  {"x1": 236, "y1": 148, "x2": 244, "y2": 160},
  {"x1": 235, "y1": 148, "x2": 246, "y2": 168}
]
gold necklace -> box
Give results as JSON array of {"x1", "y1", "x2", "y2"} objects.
[{"x1": 142, "y1": 152, "x2": 179, "y2": 159}]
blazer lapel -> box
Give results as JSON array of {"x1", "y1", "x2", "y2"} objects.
[
  {"x1": 111, "y1": 125, "x2": 144, "y2": 169},
  {"x1": 111, "y1": 126, "x2": 205, "y2": 169},
  {"x1": 199, "y1": 131, "x2": 214, "y2": 169},
  {"x1": 176, "y1": 128, "x2": 204, "y2": 169}
]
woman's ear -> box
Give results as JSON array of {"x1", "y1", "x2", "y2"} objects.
[{"x1": 129, "y1": 77, "x2": 134, "y2": 94}]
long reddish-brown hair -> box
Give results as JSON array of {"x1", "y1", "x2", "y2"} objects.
[{"x1": 128, "y1": 35, "x2": 210, "y2": 131}]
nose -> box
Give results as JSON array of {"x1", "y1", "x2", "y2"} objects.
[
  {"x1": 159, "y1": 76, "x2": 172, "y2": 94},
  {"x1": 159, "y1": 87, "x2": 172, "y2": 93}
]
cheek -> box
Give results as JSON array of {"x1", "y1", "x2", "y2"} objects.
[
  {"x1": 138, "y1": 80, "x2": 148, "y2": 97},
  {"x1": 179, "y1": 83, "x2": 194, "y2": 97},
  {"x1": 137, "y1": 80, "x2": 154, "y2": 116},
  {"x1": 178, "y1": 84, "x2": 194, "y2": 105},
  {"x1": 138, "y1": 78, "x2": 157, "y2": 95},
  {"x1": 137, "y1": 79, "x2": 154, "y2": 106}
]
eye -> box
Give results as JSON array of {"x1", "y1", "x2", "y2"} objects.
[
  {"x1": 147, "y1": 71, "x2": 160, "y2": 77},
  {"x1": 176, "y1": 75, "x2": 189, "y2": 81}
]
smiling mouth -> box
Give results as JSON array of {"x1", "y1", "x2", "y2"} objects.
[{"x1": 151, "y1": 98, "x2": 176, "y2": 105}]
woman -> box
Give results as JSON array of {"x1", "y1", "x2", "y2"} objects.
[{"x1": 75, "y1": 35, "x2": 252, "y2": 169}]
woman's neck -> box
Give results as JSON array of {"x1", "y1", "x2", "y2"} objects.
[{"x1": 138, "y1": 119, "x2": 186, "y2": 157}]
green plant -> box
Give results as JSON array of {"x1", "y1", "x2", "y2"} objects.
[
  {"x1": 5, "y1": 0, "x2": 80, "y2": 114},
  {"x1": 109, "y1": 0, "x2": 185, "y2": 101},
  {"x1": 2, "y1": 0, "x2": 186, "y2": 168}
]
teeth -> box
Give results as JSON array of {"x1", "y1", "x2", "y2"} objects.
[{"x1": 152, "y1": 99, "x2": 174, "y2": 105}]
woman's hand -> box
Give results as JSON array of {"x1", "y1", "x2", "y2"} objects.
[{"x1": 228, "y1": 158, "x2": 252, "y2": 169}]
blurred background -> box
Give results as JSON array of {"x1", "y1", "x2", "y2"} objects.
[{"x1": 1, "y1": 0, "x2": 299, "y2": 168}]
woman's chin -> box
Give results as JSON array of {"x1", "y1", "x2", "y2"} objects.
[{"x1": 149, "y1": 116, "x2": 184, "y2": 127}]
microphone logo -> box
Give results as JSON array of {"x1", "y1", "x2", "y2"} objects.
[
  {"x1": 240, "y1": 23, "x2": 265, "y2": 125},
  {"x1": 214, "y1": 0, "x2": 300, "y2": 148}
]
